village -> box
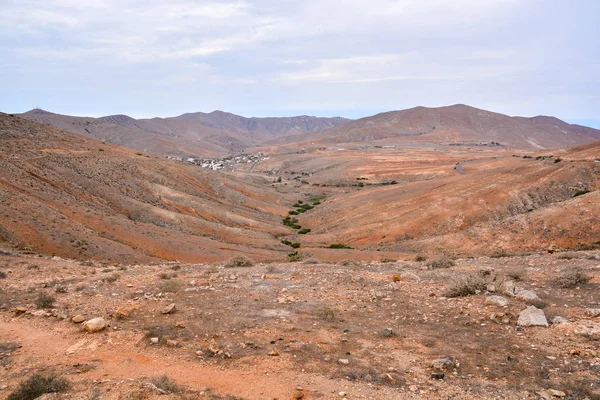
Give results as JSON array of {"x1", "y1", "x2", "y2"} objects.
[{"x1": 166, "y1": 152, "x2": 269, "y2": 171}]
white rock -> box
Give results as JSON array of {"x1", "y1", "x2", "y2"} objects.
[
  {"x1": 83, "y1": 317, "x2": 107, "y2": 333},
  {"x1": 485, "y1": 295, "x2": 509, "y2": 307},
  {"x1": 516, "y1": 290, "x2": 539, "y2": 301},
  {"x1": 517, "y1": 306, "x2": 548, "y2": 327},
  {"x1": 585, "y1": 308, "x2": 600, "y2": 318},
  {"x1": 338, "y1": 358, "x2": 349, "y2": 365}
]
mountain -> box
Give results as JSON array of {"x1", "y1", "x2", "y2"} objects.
[
  {"x1": 272, "y1": 104, "x2": 600, "y2": 149},
  {"x1": 19, "y1": 109, "x2": 350, "y2": 157},
  {"x1": 0, "y1": 112, "x2": 294, "y2": 263}
]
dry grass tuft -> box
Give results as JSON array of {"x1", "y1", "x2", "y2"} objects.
[
  {"x1": 554, "y1": 268, "x2": 590, "y2": 288},
  {"x1": 224, "y1": 255, "x2": 254, "y2": 268}
]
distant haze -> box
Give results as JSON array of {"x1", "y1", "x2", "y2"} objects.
[{"x1": 1, "y1": 1, "x2": 599, "y2": 128}]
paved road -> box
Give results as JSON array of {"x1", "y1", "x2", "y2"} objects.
[
  {"x1": 249, "y1": 160, "x2": 259, "y2": 172},
  {"x1": 455, "y1": 160, "x2": 472, "y2": 174}
]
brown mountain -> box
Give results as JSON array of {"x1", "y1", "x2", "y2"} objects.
[
  {"x1": 19, "y1": 109, "x2": 350, "y2": 157},
  {"x1": 272, "y1": 104, "x2": 600, "y2": 149}
]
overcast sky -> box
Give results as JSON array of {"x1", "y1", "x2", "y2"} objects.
[{"x1": 1, "y1": 0, "x2": 599, "y2": 127}]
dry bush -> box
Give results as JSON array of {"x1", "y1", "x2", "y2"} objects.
[
  {"x1": 0, "y1": 271, "x2": 6, "y2": 279},
  {"x1": 223, "y1": 255, "x2": 254, "y2": 268},
  {"x1": 490, "y1": 249, "x2": 510, "y2": 258},
  {"x1": 444, "y1": 273, "x2": 488, "y2": 298},
  {"x1": 554, "y1": 268, "x2": 590, "y2": 288},
  {"x1": 35, "y1": 291, "x2": 56, "y2": 309},
  {"x1": 7, "y1": 374, "x2": 69, "y2": 400},
  {"x1": 506, "y1": 268, "x2": 526, "y2": 282},
  {"x1": 427, "y1": 257, "x2": 455, "y2": 269},
  {"x1": 157, "y1": 279, "x2": 183, "y2": 293},
  {"x1": 103, "y1": 273, "x2": 120, "y2": 283},
  {"x1": 265, "y1": 265, "x2": 281, "y2": 273},
  {"x1": 414, "y1": 254, "x2": 427, "y2": 262},
  {"x1": 150, "y1": 375, "x2": 179, "y2": 394},
  {"x1": 316, "y1": 306, "x2": 336, "y2": 320},
  {"x1": 303, "y1": 256, "x2": 319, "y2": 264}
]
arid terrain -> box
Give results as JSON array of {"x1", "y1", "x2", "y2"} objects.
[{"x1": 1, "y1": 109, "x2": 600, "y2": 399}]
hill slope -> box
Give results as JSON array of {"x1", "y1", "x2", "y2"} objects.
[
  {"x1": 274, "y1": 104, "x2": 600, "y2": 149},
  {"x1": 0, "y1": 113, "x2": 293, "y2": 263}
]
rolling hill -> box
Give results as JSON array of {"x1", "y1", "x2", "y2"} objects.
[
  {"x1": 270, "y1": 104, "x2": 600, "y2": 149},
  {"x1": 19, "y1": 109, "x2": 349, "y2": 157}
]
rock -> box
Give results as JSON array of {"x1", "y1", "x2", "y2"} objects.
[
  {"x1": 547, "y1": 244, "x2": 558, "y2": 254},
  {"x1": 385, "y1": 373, "x2": 397, "y2": 385},
  {"x1": 162, "y1": 303, "x2": 176, "y2": 314},
  {"x1": 431, "y1": 373, "x2": 445, "y2": 380},
  {"x1": 71, "y1": 315, "x2": 85, "y2": 323},
  {"x1": 485, "y1": 295, "x2": 509, "y2": 307},
  {"x1": 83, "y1": 317, "x2": 107, "y2": 333},
  {"x1": 293, "y1": 389, "x2": 304, "y2": 399},
  {"x1": 14, "y1": 306, "x2": 27, "y2": 314},
  {"x1": 268, "y1": 349, "x2": 280, "y2": 356},
  {"x1": 32, "y1": 310, "x2": 50, "y2": 317},
  {"x1": 431, "y1": 357, "x2": 454, "y2": 371},
  {"x1": 500, "y1": 280, "x2": 518, "y2": 296},
  {"x1": 585, "y1": 308, "x2": 600, "y2": 318},
  {"x1": 339, "y1": 392, "x2": 346, "y2": 397},
  {"x1": 516, "y1": 290, "x2": 539, "y2": 301},
  {"x1": 537, "y1": 390, "x2": 553, "y2": 400},
  {"x1": 489, "y1": 312, "x2": 512, "y2": 324},
  {"x1": 547, "y1": 389, "x2": 566, "y2": 397},
  {"x1": 551, "y1": 316, "x2": 569, "y2": 325},
  {"x1": 338, "y1": 358, "x2": 349, "y2": 365},
  {"x1": 166, "y1": 339, "x2": 178, "y2": 347},
  {"x1": 150, "y1": 337, "x2": 159, "y2": 344},
  {"x1": 517, "y1": 306, "x2": 548, "y2": 327}
]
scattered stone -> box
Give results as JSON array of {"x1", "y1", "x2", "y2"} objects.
[
  {"x1": 150, "y1": 337, "x2": 159, "y2": 344},
  {"x1": 293, "y1": 388, "x2": 304, "y2": 399},
  {"x1": 175, "y1": 321, "x2": 186, "y2": 328},
  {"x1": 268, "y1": 349, "x2": 280, "y2": 356},
  {"x1": 83, "y1": 317, "x2": 107, "y2": 333},
  {"x1": 485, "y1": 295, "x2": 509, "y2": 307},
  {"x1": 338, "y1": 358, "x2": 349, "y2": 365},
  {"x1": 339, "y1": 392, "x2": 346, "y2": 397},
  {"x1": 517, "y1": 306, "x2": 548, "y2": 327},
  {"x1": 162, "y1": 303, "x2": 176, "y2": 314},
  {"x1": 14, "y1": 306, "x2": 27, "y2": 315},
  {"x1": 551, "y1": 316, "x2": 569, "y2": 325},
  {"x1": 431, "y1": 357, "x2": 454, "y2": 371},
  {"x1": 32, "y1": 310, "x2": 50, "y2": 317},
  {"x1": 585, "y1": 308, "x2": 600, "y2": 318},
  {"x1": 166, "y1": 339, "x2": 178, "y2": 347},
  {"x1": 516, "y1": 290, "x2": 539, "y2": 301},
  {"x1": 71, "y1": 315, "x2": 85, "y2": 323},
  {"x1": 431, "y1": 373, "x2": 445, "y2": 380},
  {"x1": 547, "y1": 244, "x2": 558, "y2": 254}
]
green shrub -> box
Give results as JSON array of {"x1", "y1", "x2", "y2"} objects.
[
  {"x1": 288, "y1": 210, "x2": 299, "y2": 215},
  {"x1": 287, "y1": 251, "x2": 304, "y2": 262},
  {"x1": 329, "y1": 243, "x2": 353, "y2": 249},
  {"x1": 291, "y1": 242, "x2": 301, "y2": 249},
  {"x1": 298, "y1": 228, "x2": 311, "y2": 234},
  {"x1": 573, "y1": 189, "x2": 590, "y2": 197},
  {"x1": 8, "y1": 374, "x2": 69, "y2": 400}
]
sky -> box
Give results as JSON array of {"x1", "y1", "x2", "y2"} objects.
[{"x1": 1, "y1": 0, "x2": 599, "y2": 128}]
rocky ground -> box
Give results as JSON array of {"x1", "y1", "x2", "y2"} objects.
[{"x1": 1, "y1": 248, "x2": 599, "y2": 399}]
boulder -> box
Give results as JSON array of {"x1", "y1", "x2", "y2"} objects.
[
  {"x1": 431, "y1": 357, "x2": 455, "y2": 371},
  {"x1": 485, "y1": 295, "x2": 509, "y2": 307},
  {"x1": 83, "y1": 317, "x2": 107, "y2": 333},
  {"x1": 162, "y1": 303, "x2": 176, "y2": 314},
  {"x1": 516, "y1": 290, "x2": 539, "y2": 301},
  {"x1": 517, "y1": 306, "x2": 548, "y2": 327}
]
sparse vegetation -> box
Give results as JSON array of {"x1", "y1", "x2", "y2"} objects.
[
  {"x1": 316, "y1": 306, "x2": 336, "y2": 320},
  {"x1": 573, "y1": 189, "x2": 590, "y2": 197},
  {"x1": 287, "y1": 251, "x2": 303, "y2": 262},
  {"x1": 298, "y1": 228, "x2": 311, "y2": 234},
  {"x1": 414, "y1": 254, "x2": 427, "y2": 262},
  {"x1": 506, "y1": 267, "x2": 526, "y2": 282},
  {"x1": 223, "y1": 255, "x2": 254, "y2": 268},
  {"x1": 554, "y1": 268, "x2": 590, "y2": 288},
  {"x1": 7, "y1": 374, "x2": 69, "y2": 400},
  {"x1": 444, "y1": 273, "x2": 488, "y2": 297},
  {"x1": 0, "y1": 271, "x2": 6, "y2": 279},
  {"x1": 157, "y1": 279, "x2": 183, "y2": 293},
  {"x1": 35, "y1": 291, "x2": 56, "y2": 309},
  {"x1": 150, "y1": 375, "x2": 180, "y2": 394},
  {"x1": 329, "y1": 243, "x2": 353, "y2": 249},
  {"x1": 490, "y1": 249, "x2": 509, "y2": 258},
  {"x1": 427, "y1": 257, "x2": 455, "y2": 269}
]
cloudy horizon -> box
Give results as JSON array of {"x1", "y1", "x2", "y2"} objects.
[{"x1": 1, "y1": 0, "x2": 599, "y2": 127}]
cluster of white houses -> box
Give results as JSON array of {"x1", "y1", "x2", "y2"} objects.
[{"x1": 166, "y1": 153, "x2": 268, "y2": 171}]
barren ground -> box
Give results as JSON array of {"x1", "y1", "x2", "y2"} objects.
[{"x1": 1, "y1": 249, "x2": 599, "y2": 399}]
